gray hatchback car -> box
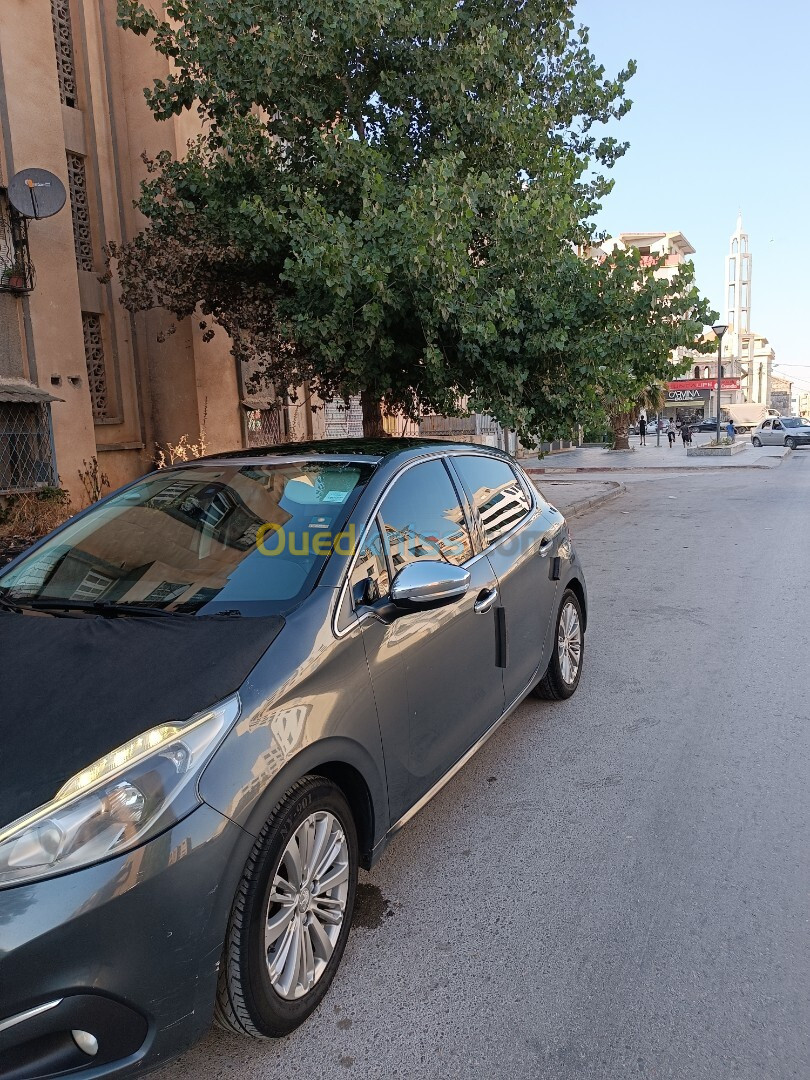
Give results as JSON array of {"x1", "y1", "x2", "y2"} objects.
[{"x1": 0, "y1": 439, "x2": 586, "y2": 1078}]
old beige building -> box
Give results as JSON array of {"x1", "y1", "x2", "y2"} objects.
[{"x1": 0, "y1": 0, "x2": 327, "y2": 506}]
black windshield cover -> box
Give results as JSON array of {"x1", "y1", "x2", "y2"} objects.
[{"x1": 0, "y1": 614, "x2": 283, "y2": 828}]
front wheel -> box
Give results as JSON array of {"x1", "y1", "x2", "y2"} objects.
[
  {"x1": 532, "y1": 589, "x2": 584, "y2": 700},
  {"x1": 752, "y1": 437, "x2": 762, "y2": 447},
  {"x1": 215, "y1": 775, "x2": 358, "y2": 1038},
  {"x1": 786, "y1": 438, "x2": 797, "y2": 450}
]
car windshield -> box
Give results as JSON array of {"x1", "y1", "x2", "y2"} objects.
[
  {"x1": 781, "y1": 418, "x2": 809, "y2": 428},
  {"x1": 0, "y1": 461, "x2": 375, "y2": 616}
]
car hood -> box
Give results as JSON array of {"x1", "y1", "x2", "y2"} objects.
[{"x1": 0, "y1": 612, "x2": 284, "y2": 830}]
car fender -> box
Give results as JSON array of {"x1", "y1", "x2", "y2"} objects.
[{"x1": 200, "y1": 727, "x2": 389, "y2": 869}]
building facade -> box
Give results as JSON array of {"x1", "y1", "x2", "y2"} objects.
[
  {"x1": 769, "y1": 374, "x2": 793, "y2": 415},
  {"x1": 0, "y1": 0, "x2": 325, "y2": 507},
  {"x1": 597, "y1": 231, "x2": 697, "y2": 281},
  {"x1": 596, "y1": 232, "x2": 712, "y2": 424}
]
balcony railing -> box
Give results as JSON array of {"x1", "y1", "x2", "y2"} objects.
[{"x1": 0, "y1": 190, "x2": 35, "y2": 294}]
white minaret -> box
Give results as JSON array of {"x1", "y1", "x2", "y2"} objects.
[
  {"x1": 724, "y1": 213, "x2": 752, "y2": 336},
  {"x1": 722, "y1": 215, "x2": 756, "y2": 403}
]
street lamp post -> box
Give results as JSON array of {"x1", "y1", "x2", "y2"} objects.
[{"x1": 712, "y1": 323, "x2": 728, "y2": 443}]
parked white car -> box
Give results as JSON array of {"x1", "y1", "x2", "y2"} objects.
[{"x1": 751, "y1": 416, "x2": 810, "y2": 448}]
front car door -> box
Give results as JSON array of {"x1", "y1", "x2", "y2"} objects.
[
  {"x1": 345, "y1": 457, "x2": 505, "y2": 823},
  {"x1": 770, "y1": 419, "x2": 784, "y2": 444},
  {"x1": 449, "y1": 455, "x2": 562, "y2": 707}
]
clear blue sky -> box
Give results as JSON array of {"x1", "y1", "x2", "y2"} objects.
[{"x1": 575, "y1": 0, "x2": 810, "y2": 394}]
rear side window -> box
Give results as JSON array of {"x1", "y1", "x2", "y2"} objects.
[
  {"x1": 379, "y1": 459, "x2": 473, "y2": 569},
  {"x1": 453, "y1": 456, "x2": 531, "y2": 547}
]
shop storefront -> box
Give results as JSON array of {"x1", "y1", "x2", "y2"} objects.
[
  {"x1": 663, "y1": 387, "x2": 711, "y2": 426},
  {"x1": 665, "y1": 379, "x2": 741, "y2": 424}
]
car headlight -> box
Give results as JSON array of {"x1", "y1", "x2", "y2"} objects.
[{"x1": 0, "y1": 694, "x2": 240, "y2": 889}]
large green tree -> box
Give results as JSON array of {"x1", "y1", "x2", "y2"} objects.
[{"x1": 111, "y1": 0, "x2": 710, "y2": 439}]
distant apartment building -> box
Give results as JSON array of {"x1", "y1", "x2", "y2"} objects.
[
  {"x1": 596, "y1": 231, "x2": 696, "y2": 281},
  {"x1": 594, "y1": 232, "x2": 713, "y2": 422},
  {"x1": 798, "y1": 392, "x2": 810, "y2": 418},
  {"x1": 0, "y1": 1, "x2": 330, "y2": 506},
  {"x1": 769, "y1": 374, "x2": 793, "y2": 415}
]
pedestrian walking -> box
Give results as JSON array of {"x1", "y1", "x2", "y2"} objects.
[
  {"x1": 726, "y1": 419, "x2": 736, "y2": 442},
  {"x1": 638, "y1": 415, "x2": 647, "y2": 446},
  {"x1": 681, "y1": 423, "x2": 690, "y2": 449},
  {"x1": 667, "y1": 419, "x2": 676, "y2": 448}
]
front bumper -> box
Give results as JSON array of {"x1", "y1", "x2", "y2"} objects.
[{"x1": 0, "y1": 804, "x2": 253, "y2": 1079}]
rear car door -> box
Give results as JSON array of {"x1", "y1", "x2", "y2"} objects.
[
  {"x1": 450, "y1": 455, "x2": 561, "y2": 706},
  {"x1": 348, "y1": 457, "x2": 505, "y2": 823}
]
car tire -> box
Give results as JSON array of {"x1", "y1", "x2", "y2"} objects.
[
  {"x1": 786, "y1": 438, "x2": 796, "y2": 450},
  {"x1": 532, "y1": 588, "x2": 584, "y2": 701},
  {"x1": 752, "y1": 437, "x2": 762, "y2": 447},
  {"x1": 215, "y1": 775, "x2": 358, "y2": 1039}
]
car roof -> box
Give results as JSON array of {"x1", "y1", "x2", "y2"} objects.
[{"x1": 198, "y1": 437, "x2": 515, "y2": 466}]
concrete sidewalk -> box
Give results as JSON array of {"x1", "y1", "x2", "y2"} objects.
[
  {"x1": 523, "y1": 434, "x2": 794, "y2": 472},
  {"x1": 529, "y1": 478, "x2": 626, "y2": 518}
]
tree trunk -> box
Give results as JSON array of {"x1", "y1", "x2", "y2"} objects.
[
  {"x1": 361, "y1": 391, "x2": 386, "y2": 438},
  {"x1": 610, "y1": 414, "x2": 631, "y2": 451}
]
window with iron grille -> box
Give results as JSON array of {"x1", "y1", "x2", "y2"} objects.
[
  {"x1": 82, "y1": 313, "x2": 110, "y2": 421},
  {"x1": 51, "y1": 0, "x2": 78, "y2": 108},
  {"x1": 66, "y1": 152, "x2": 93, "y2": 272},
  {"x1": 325, "y1": 396, "x2": 363, "y2": 438},
  {"x1": 71, "y1": 569, "x2": 114, "y2": 602},
  {"x1": 245, "y1": 407, "x2": 282, "y2": 447},
  {"x1": 0, "y1": 402, "x2": 56, "y2": 493}
]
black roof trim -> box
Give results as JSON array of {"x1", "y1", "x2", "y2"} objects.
[{"x1": 198, "y1": 437, "x2": 511, "y2": 463}]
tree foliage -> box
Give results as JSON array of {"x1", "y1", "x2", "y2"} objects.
[{"x1": 111, "y1": 0, "x2": 713, "y2": 439}]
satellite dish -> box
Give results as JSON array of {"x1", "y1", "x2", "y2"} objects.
[{"x1": 8, "y1": 168, "x2": 67, "y2": 220}]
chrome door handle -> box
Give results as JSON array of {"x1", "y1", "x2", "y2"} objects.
[
  {"x1": 538, "y1": 537, "x2": 553, "y2": 557},
  {"x1": 474, "y1": 587, "x2": 498, "y2": 614}
]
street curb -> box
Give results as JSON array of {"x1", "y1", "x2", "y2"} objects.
[
  {"x1": 531, "y1": 480, "x2": 627, "y2": 518},
  {"x1": 523, "y1": 446, "x2": 795, "y2": 475},
  {"x1": 524, "y1": 456, "x2": 789, "y2": 474}
]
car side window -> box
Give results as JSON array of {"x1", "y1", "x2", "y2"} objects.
[
  {"x1": 452, "y1": 456, "x2": 532, "y2": 547},
  {"x1": 762, "y1": 420, "x2": 772, "y2": 430},
  {"x1": 379, "y1": 460, "x2": 473, "y2": 570},
  {"x1": 348, "y1": 519, "x2": 390, "y2": 607},
  {"x1": 773, "y1": 420, "x2": 782, "y2": 430}
]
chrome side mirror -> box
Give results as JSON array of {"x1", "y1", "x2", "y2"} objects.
[{"x1": 390, "y1": 560, "x2": 471, "y2": 609}]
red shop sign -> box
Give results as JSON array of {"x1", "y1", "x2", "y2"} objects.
[{"x1": 667, "y1": 378, "x2": 740, "y2": 391}]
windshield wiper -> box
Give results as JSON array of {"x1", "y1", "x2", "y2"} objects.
[
  {"x1": 26, "y1": 598, "x2": 190, "y2": 618},
  {"x1": 0, "y1": 592, "x2": 26, "y2": 614}
]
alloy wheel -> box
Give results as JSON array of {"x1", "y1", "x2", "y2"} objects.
[
  {"x1": 265, "y1": 811, "x2": 350, "y2": 1000},
  {"x1": 557, "y1": 600, "x2": 582, "y2": 685}
]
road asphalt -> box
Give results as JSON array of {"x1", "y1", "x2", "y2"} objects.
[{"x1": 154, "y1": 452, "x2": 809, "y2": 1080}]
